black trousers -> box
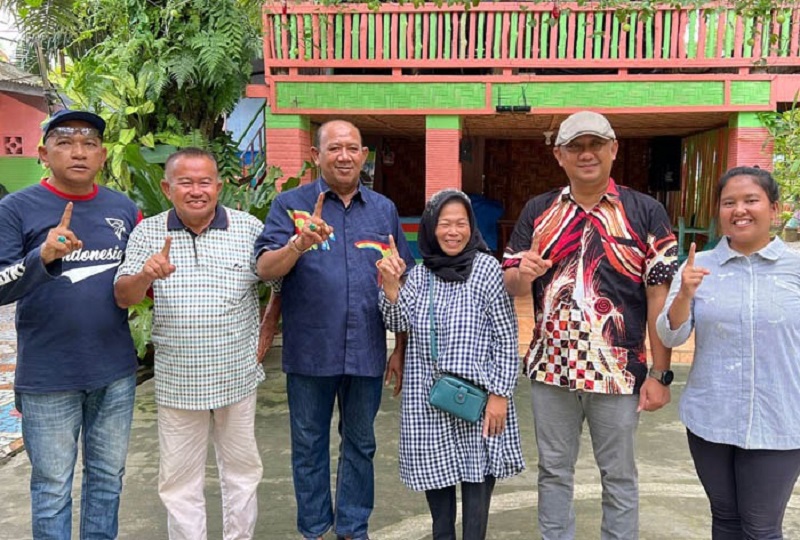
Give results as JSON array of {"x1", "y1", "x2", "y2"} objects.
[
  {"x1": 424, "y1": 476, "x2": 496, "y2": 540},
  {"x1": 687, "y1": 430, "x2": 800, "y2": 540}
]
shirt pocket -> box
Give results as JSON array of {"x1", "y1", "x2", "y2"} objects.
[
  {"x1": 353, "y1": 231, "x2": 391, "y2": 266},
  {"x1": 202, "y1": 261, "x2": 259, "y2": 305},
  {"x1": 767, "y1": 276, "x2": 800, "y2": 321}
]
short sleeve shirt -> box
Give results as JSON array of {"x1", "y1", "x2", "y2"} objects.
[
  {"x1": 502, "y1": 179, "x2": 678, "y2": 394},
  {"x1": 254, "y1": 179, "x2": 415, "y2": 378},
  {"x1": 116, "y1": 206, "x2": 265, "y2": 410}
]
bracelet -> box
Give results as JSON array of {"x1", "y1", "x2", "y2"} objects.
[{"x1": 288, "y1": 234, "x2": 305, "y2": 255}]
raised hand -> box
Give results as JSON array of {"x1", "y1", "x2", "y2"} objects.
[
  {"x1": 678, "y1": 243, "x2": 710, "y2": 300},
  {"x1": 517, "y1": 232, "x2": 553, "y2": 284},
  {"x1": 296, "y1": 192, "x2": 334, "y2": 252},
  {"x1": 41, "y1": 202, "x2": 83, "y2": 264},
  {"x1": 142, "y1": 237, "x2": 176, "y2": 281},
  {"x1": 376, "y1": 234, "x2": 406, "y2": 302}
]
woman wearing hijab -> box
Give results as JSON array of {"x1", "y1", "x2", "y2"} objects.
[
  {"x1": 377, "y1": 189, "x2": 525, "y2": 540},
  {"x1": 657, "y1": 167, "x2": 800, "y2": 539}
]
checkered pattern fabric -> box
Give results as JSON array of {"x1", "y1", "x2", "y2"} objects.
[
  {"x1": 380, "y1": 253, "x2": 525, "y2": 491},
  {"x1": 117, "y1": 207, "x2": 265, "y2": 410}
]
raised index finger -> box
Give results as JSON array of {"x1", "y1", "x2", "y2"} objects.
[
  {"x1": 161, "y1": 236, "x2": 172, "y2": 258},
  {"x1": 529, "y1": 231, "x2": 541, "y2": 254},
  {"x1": 686, "y1": 242, "x2": 696, "y2": 267},
  {"x1": 388, "y1": 234, "x2": 398, "y2": 257},
  {"x1": 312, "y1": 192, "x2": 325, "y2": 219},
  {"x1": 59, "y1": 202, "x2": 73, "y2": 229}
]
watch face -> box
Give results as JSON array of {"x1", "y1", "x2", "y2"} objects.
[{"x1": 662, "y1": 370, "x2": 674, "y2": 385}]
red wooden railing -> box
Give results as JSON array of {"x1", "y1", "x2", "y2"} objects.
[{"x1": 261, "y1": 2, "x2": 800, "y2": 74}]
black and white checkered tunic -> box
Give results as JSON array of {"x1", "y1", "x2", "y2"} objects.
[
  {"x1": 117, "y1": 207, "x2": 265, "y2": 410},
  {"x1": 379, "y1": 252, "x2": 525, "y2": 491}
]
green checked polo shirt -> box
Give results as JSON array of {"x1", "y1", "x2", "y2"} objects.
[{"x1": 117, "y1": 205, "x2": 266, "y2": 410}]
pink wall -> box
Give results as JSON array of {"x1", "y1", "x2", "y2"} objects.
[
  {"x1": 425, "y1": 129, "x2": 462, "y2": 201},
  {"x1": 727, "y1": 127, "x2": 774, "y2": 172},
  {"x1": 265, "y1": 127, "x2": 313, "y2": 190},
  {"x1": 0, "y1": 92, "x2": 48, "y2": 157}
]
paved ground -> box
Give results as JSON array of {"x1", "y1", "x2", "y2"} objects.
[{"x1": 1, "y1": 358, "x2": 800, "y2": 539}]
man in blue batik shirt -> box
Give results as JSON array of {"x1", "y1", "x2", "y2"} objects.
[{"x1": 255, "y1": 120, "x2": 414, "y2": 540}]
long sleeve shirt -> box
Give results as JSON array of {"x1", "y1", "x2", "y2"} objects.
[{"x1": 657, "y1": 237, "x2": 800, "y2": 450}]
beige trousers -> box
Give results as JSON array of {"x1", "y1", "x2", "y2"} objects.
[{"x1": 158, "y1": 393, "x2": 263, "y2": 540}]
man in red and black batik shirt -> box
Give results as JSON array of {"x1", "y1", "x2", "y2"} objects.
[{"x1": 503, "y1": 111, "x2": 678, "y2": 540}]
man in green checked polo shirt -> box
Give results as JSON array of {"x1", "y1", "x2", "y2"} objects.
[{"x1": 115, "y1": 148, "x2": 266, "y2": 540}]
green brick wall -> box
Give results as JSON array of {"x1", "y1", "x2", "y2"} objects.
[
  {"x1": 275, "y1": 83, "x2": 486, "y2": 110},
  {"x1": 0, "y1": 157, "x2": 44, "y2": 194},
  {"x1": 729, "y1": 81, "x2": 771, "y2": 106},
  {"x1": 494, "y1": 82, "x2": 724, "y2": 108}
]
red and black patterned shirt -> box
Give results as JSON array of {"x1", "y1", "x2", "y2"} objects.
[{"x1": 502, "y1": 179, "x2": 678, "y2": 394}]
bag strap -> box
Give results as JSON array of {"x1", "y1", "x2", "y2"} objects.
[{"x1": 428, "y1": 272, "x2": 440, "y2": 373}]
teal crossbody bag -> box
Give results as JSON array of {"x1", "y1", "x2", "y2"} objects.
[{"x1": 427, "y1": 273, "x2": 488, "y2": 424}]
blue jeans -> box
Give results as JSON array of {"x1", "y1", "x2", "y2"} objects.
[
  {"x1": 17, "y1": 374, "x2": 136, "y2": 540},
  {"x1": 287, "y1": 374, "x2": 383, "y2": 540}
]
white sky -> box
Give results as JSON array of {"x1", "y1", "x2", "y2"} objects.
[{"x1": 0, "y1": 9, "x2": 19, "y2": 62}]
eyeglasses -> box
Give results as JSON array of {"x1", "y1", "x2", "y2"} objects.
[
  {"x1": 45, "y1": 126, "x2": 102, "y2": 142},
  {"x1": 560, "y1": 140, "x2": 611, "y2": 155}
]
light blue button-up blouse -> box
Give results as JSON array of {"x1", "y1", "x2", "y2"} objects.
[{"x1": 657, "y1": 237, "x2": 800, "y2": 450}]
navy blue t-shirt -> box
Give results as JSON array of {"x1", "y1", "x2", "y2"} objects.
[
  {"x1": 255, "y1": 179, "x2": 415, "y2": 377},
  {"x1": 0, "y1": 181, "x2": 139, "y2": 392}
]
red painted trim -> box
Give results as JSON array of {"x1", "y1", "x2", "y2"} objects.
[
  {"x1": 344, "y1": 14, "x2": 352, "y2": 61},
  {"x1": 245, "y1": 84, "x2": 270, "y2": 98},
  {"x1": 297, "y1": 15, "x2": 306, "y2": 60},
  {"x1": 715, "y1": 10, "x2": 726, "y2": 59},
  {"x1": 376, "y1": 13, "x2": 383, "y2": 60},
  {"x1": 390, "y1": 12, "x2": 398, "y2": 59},
  {"x1": 792, "y1": 8, "x2": 800, "y2": 57},
  {"x1": 697, "y1": 11, "x2": 707, "y2": 60},
  {"x1": 266, "y1": 73, "x2": 774, "y2": 83},
  {"x1": 654, "y1": 9, "x2": 664, "y2": 60},
  {"x1": 312, "y1": 15, "x2": 321, "y2": 60},
  {"x1": 733, "y1": 16, "x2": 744, "y2": 59},
  {"x1": 327, "y1": 13, "x2": 335, "y2": 60},
  {"x1": 724, "y1": 79, "x2": 731, "y2": 106},
  {"x1": 361, "y1": 12, "x2": 369, "y2": 59},
  {"x1": 677, "y1": 9, "x2": 687, "y2": 60},
  {"x1": 280, "y1": 13, "x2": 288, "y2": 61},
  {"x1": 468, "y1": 11, "x2": 476, "y2": 60}
]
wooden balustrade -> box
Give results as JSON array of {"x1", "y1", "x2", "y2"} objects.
[{"x1": 262, "y1": 2, "x2": 800, "y2": 74}]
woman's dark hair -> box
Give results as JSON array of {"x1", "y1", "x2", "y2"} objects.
[{"x1": 718, "y1": 166, "x2": 779, "y2": 204}]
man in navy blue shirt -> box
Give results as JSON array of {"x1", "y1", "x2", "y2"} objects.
[
  {"x1": 256, "y1": 120, "x2": 414, "y2": 540},
  {"x1": 0, "y1": 110, "x2": 139, "y2": 539}
]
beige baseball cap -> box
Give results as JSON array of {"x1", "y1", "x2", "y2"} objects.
[{"x1": 555, "y1": 111, "x2": 616, "y2": 146}]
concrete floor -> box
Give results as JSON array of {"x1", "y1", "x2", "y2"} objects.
[{"x1": 1, "y1": 356, "x2": 799, "y2": 539}]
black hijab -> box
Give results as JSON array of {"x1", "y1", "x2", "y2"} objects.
[{"x1": 418, "y1": 189, "x2": 491, "y2": 282}]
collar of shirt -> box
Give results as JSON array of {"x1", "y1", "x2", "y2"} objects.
[
  {"x1": 560, "y1": 177, "x2": 620, "y2": 207},
  {"x1": 318, "y1": 178, "x2": 367, "y2": 205},
  {"x1": 717, "y1": 235, "x2": 785, "y2": 265},
  {"x1": 166, "y1": 204, "x2": 228, "y2": 232}
]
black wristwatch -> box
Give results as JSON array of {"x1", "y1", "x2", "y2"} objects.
[{"x1": 648, "y1": 367, "x2": 674, "y2": 386}]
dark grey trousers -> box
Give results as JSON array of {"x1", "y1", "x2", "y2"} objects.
[{"x1": 688, "y1": 430, "x2": 800, "y2": 540}]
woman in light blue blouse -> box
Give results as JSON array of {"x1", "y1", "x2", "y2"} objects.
[
  {"x1": 657, "y1": 166, "x2": 800, "y2": 540},
  {"x1": 377, "y1": 189, "x2": 525, "y2": 540}
]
